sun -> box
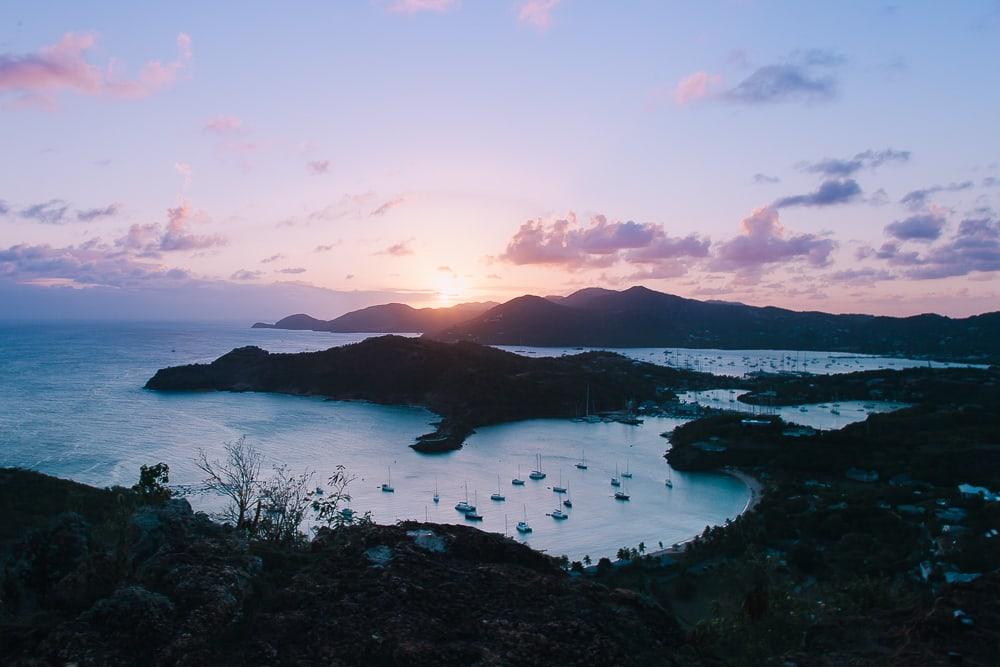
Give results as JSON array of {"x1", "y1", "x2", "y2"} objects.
[{"x1": 432, "y1": 272, "x2": 466, "y2": 305}]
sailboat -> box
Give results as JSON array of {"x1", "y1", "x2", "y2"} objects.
[
  {"x1": 529, "y1": 453, "x2": 546, "y2": 480},
  {"x1": 433, "y1": 478, "x2": 440, "y2": 503},
  {"x1": 665, "y1": 469, "x2": 673, "y2": 488},
  {"x1": 614, "y1": 478, "x2": 631, "y2": 501},
  {"x1": 516, "y1": 505, "x2": 532, "y2": 533},
  {"x1": 549, "y1": 507, "x2": 568, "y2": 520},
  {"x1": 611, "y1": 463, "x2": 621, "y2": 487},
  {"x1": 491, "y1": 474, "x2": 506, "y2": 501},
  {"x1": 575, "y1": 450, "x2": 588, "y2": 470},
  {"x1": 552, "y1": 469, "x2": 567, "y2": 494},
  {"x1": 455, "y1": 482, "x2": 475, "y2": 513},
  {"x1": 622, "y1": 459, "x2": 633, "y2": 479},
  {"x1": 563, "y1": 490, "x2": 573, "y2": 508},
  {"x1": 465, "y1": 491, "x2": 483, "y2": 521},
  {"x1": 381, "y1": 466, "x2": 395, "y2": 492},
  {"x1": 512, "y1": 464, "x2": 525, "y2": 486}
]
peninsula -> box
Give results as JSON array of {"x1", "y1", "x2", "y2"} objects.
[{"x1": 146, "y1": 335, "x2": 732, "y2": 451}]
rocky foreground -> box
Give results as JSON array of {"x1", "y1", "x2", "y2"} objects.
[
  {"x1": 145, "y1": 335, "x2": 730, "y2": 451},
  {"x1": 0, "y1": 469, "x2": 683, "y2": 666}
]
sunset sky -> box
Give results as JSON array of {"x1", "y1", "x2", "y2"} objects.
[{"x1": 1, "y1": 1, "x2": 999, "y2": 320}]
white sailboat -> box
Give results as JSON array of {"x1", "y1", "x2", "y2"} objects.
[
  {"x1": 529, "y1": 453, "x2": 546, "y2": 480},
  {"x1": 491, "y1": 473, "x2": 506, "y2": 501},
  {"x1": 552, "y1": 469, "x2": 567, "y2": 494},
  {"x1": 575, "y1": 450, "x2": 588, "y2": 470},
  {"x1": 516, "y1": 505, "x2": 532, "y2": 533},
  {"x1": 665, "y1": 468, "x2": 673, "y2": 488},
  {"x1": 621, "y1": 459, "x2": 632, "y2": 479},
  {"x1": 549, "y1": 507, "x2": 568, "y2": 520},
  {"x1": 611, "y1": 463, "x2": 621, "y2": 487},
  {"x1": 512, "y1": 464, "x2": 525, "y2": 486},
  {"x1": 433, "y1": 477, "x2": 440, "y2": 503},
  {"x1": 614, "y1": 478, "x2": 631, "y2": 501},
  {"x1": 466, "y1": 492, "x2": 483, "y2": 521},
  {"x1": 455, "y1": 482, "x2": 475, "y2": 513},
  {"x1": 562, "y1": 490, "x2": 573, "y2": 508},
  {"x1": 381, "y1": 466, "x2": 394, "y2": 492}
]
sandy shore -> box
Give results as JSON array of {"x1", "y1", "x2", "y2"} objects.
[{"x1": 636, "y1": 466, "x2": 764, "y2": 563}]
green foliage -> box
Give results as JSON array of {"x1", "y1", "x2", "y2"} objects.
[{"x1": 132, "y1": 463, "x2": 171, "y2": 505}]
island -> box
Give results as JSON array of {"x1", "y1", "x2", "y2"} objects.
[{"x1": 145, "y1": 335, "x2": 735, "y2": 451}]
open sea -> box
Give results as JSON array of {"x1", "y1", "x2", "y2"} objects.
[{"x1": 0, "y1": 320, "x2": 960, "y2": 560}]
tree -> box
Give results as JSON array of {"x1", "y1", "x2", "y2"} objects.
[
  {"x1": 133, "y1": 463, "x2": 171, "y2": 505},
  {"x1": 257, "y1": 464, "x2": 314, "y2": 545},
  {"x1": 195, "y1": 436, "x2": 263, "y2": 530},
  {"x1": 582, "y1": 554, "x2": 592, "y2": 566},
  {"x1": 311, "y1": 465, "x2": 358, "y2": 529}
]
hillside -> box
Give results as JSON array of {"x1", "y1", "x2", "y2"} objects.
[
  {"x1": 427, "y1": 286, "x2": 1000, "y2": 362},
  {"x1": 252, "y1": 301, "x2": 496, "y2": 333},
  {"x1": 145, "y1": 335, "x2": 730, "y2": 451}
]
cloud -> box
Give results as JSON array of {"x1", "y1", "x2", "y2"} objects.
[
  {"x1": 437, "y1": 265, "x2": 454, "y2": 273},
  {"x1": 864, "y1": 215, "x2": 1000, "y2": 280},
  {"x1": 884, "y1": 211, "x2": 947, "y2": 242},
  {"x1": 260, "y1": 253, "x2": 284, "y2": 264},
  {"x1": 0, "y1": 200, "x2": 8, "y2": 215},
  {"x1": 827, "y1": 267, "x2": 895, "y2": 283},
  {"x1": 174, "y1": 162, "x2": 192, "y2": 188},
  {"x1": 752, "y1": 173, "x2": 781, "y2": 185},
  {"x1": 673, "y1": 71, "x2": 722, "y2": 106},
  {"x1": 203, "y1": 116, "x2": 242, "y2": 134},
  {"x1": 306, "y1": 160, "x2": 331, "y2": 174},
  {"x1": 230, "y1": 269, "x2": 262, "y2": 281},
  {"x1": 76, "y1": 202, "x2": 121, "y2": 222},
  {"x1": 0, "y1": 241, "x2": 191, "y2": 288},
  {"x1": 773, "y1": 178, "x2": 862, "y2": 208},
  {"x1": 314, "y1": 242, "x2": 340, "y2": 252},
  {"x1": 518, "y1": 0, "x2": 561, "y2": 30},
  {"x1": 345, "y1": 273, "x2": 355, "y2": 280},
  {"x1": 379, "y1": 240, "x2": 414, "y2": 256},
  {"x1": 983, "y1": 176, "x2": 1000, "y2": 188},
  {"x1": 501, "y1": 213, "x2": 708, "y2": 271},
  {"x1": 388, "y1": 0, "x2": 455, "y2": 13},
  {"x1": 0, "y1": 32, "x2": 192, "y2": 108},
  {"x1": 711, "y1": 206, "x2": 837, "y2": 272},
  {"x1": 20, "y1": 199, "x2": 69, "y2": 224},
  {"x1": 723, "y1": 50, "x2": 842, "y2": 105},
  {"x1": 277, "y1": 267, "x2": 306, "y2": 274},
  {"x1": 369, "y1": 197, "x2": 405, "y2": 217},
  {"x1": 799, "y1": 148, "x2": 910, "y2": 177},
  {"x1": 115, "y1": 201, "x2": 224, "y2": 257},
  {"x1": 900, "y1": 181, "x2": 974, "y2": 210}
]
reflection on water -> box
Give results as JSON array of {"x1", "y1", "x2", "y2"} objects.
[
  {"x1": 676, "y1": 389, "x2": 910, "y2": 430},
  {"x1": 0, "y1": 322, "x2": 932, "y2": 561}
]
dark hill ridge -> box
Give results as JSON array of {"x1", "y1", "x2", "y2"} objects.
[
  {"x1": 427, "y1": 286, "x2": 1000, "y2": 362},
  {"x1": 252, "y1": 300, "x2": 496, "y2": 333},
  {"x1": 145, "y1": 335, "x2": 731, "y2": 451}
]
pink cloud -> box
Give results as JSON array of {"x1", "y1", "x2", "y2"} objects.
[
  {"x1": 0, "y1": 241, "x2": 191, "y2": 288},
  {"x1": 711, "y1": 206, "x2": 836, "y2": 273},
  {"x1": 0, "y1": 32, "x2": 192, "y2": 108},
  {"x1": 388, "y1": 0, "x2": 456, "y2": 14},
  {"x1": 203, "y1": 115, "x2": 242, "y2": 134},
  {"x1": 518, "y1": 0, "x2": 561, "y2": 30},
  {"x1": 370, "y1": 196, "x2": 404, "y2": 217},
  {"x1": 307, "y1": 160, "x2": 331, "y2": 174},
  {"x1": 115, "y1": 201, "x2": 224, "y2": 257},
  {"x1": 378, "y1": 240, "x2": 415, "y2": 256},
  {"x1": 674, "y1": 71, "x2": 722, "y2": 106},
  {"x1": 501, "y1": 213, "x2": 707, "y2": 270}
]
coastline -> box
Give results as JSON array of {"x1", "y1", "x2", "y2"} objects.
[{"x1": 632, "y1": 466, "x2": 763, "y2": 564}]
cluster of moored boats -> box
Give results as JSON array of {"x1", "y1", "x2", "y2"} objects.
[{"x1": 377, "y1": 451, "x2": 675, "y2": 535}]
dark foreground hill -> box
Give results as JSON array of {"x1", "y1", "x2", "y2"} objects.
[
  {"x1": 0, "y1": 468, "x2": 684, "y2": 666},
  {"x1": 427, "y1": 286, "x2": 1000, "y2": 362},
  {"x1": 252, "y1": 301, "x2": 496, "y2": 333},
  {"x1": 146, "y1": 335, "x2": 730, "y2": 451}
]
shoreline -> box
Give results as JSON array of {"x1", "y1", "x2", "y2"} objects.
[{"x1": 631, "y1": 466, "x2": 763, "y2": 563}]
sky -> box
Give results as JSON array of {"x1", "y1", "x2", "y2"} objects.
[{"x1": 1, "y1": 1, "x2": 999, "y2": 320}]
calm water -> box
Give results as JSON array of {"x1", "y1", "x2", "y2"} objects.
[
  {"x1": 497, "y1": 345, "x2": 982, "y2": 377},
  {"x1": 0, "y1": 321, "x2": 925, "y2": 560}
]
